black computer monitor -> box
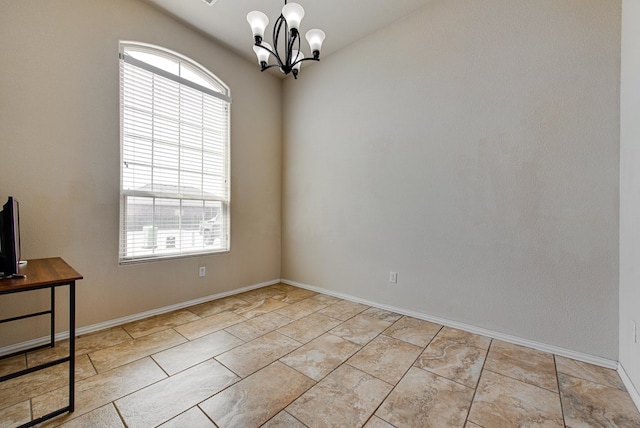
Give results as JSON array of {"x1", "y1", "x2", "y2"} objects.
[{"x1": 0, "y1": 196, "x2": 23, "y2": 279}]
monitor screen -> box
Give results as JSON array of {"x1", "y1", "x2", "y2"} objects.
[{"x1": 1, "y1": 196, "x2": 23, "y2": 279}]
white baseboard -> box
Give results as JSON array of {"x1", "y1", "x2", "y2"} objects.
[
  {"x1": 0, "y1": 278, "x2": 280, "y2": 357},
  {"x1": 281, "y1": 278, "x2": 619, "y2": 370},
  {"x1": 2, "y1": 276, "x2": 621, "y2": 375},
  {"x1": 618, "y1": 363, "x2": 640, "y2": 413}
]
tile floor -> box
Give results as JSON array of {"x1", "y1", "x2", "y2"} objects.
[{"x1": 1, "y1": 283, "x2": 640, "y2": 427}]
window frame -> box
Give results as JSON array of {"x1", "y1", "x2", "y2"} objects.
[{"x1": 118, "y1": 41, "x2": 231, "y2": 264}]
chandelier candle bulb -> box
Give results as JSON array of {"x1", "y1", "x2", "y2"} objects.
[
  {"x1": 247, "y1": 11, "x2": 269, "y2": 43},
  {"x1": 253, "y1": 42, "x2": 272, "y2": 67},
  {"x1": 291, "y1": 50, "x2": 304, "y2": 75},
  {"x1": 305, "y1": 29, "x2": 326, "y2": 58},
  {"x1": 281, "y1": 2, "x2": 305, "y2": 33}
]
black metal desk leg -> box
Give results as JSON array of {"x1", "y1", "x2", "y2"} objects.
[
  {"x1": 50, "y1": 286, "x2": 56, "y2": 348},
  {"x1": 69, "y1": 281, "x2": 75, "y2": 413}
]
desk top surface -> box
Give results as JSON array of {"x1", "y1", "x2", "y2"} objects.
[{"x1": 0, "y1": 258, "x2": 82, "y2": 293}]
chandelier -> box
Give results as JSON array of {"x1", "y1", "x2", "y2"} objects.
[{"x1": 246, "y1": 1, "x2": 325, "y2": 79}]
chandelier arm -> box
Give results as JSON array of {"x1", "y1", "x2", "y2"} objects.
[
  {"x1": 284, "y1": 18, "x2": 293, "y2": 66},
  {"x1": 286, "y1": 26, "x2": 301, "y2": 65},
  {"x1": 286, "y1": 33, "x2": 294, "y2": 63},
  {"x1": 259, "y1": 63, "x2": 283, "y2": 72},
  {"x1": 272, "y1": 16, "x2": 281, "y2": 51},
  {"x1": 272, "y1": 14, "x2": 287, "y2": 68},
  {"x1": 290, "y1": 57, "x2": 320, "y2": 67}
]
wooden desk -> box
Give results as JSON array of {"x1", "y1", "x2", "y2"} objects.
[{"x1": 0, "y1": 258, "x2": 82, "y2": 427}]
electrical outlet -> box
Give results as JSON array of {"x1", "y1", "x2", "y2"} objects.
[
  {"x1": 199, "y1": 266, "x2": 206, "y2": 277},
  {"x1": 389, "y1": 271, "x2": 398, "y2": 284}
]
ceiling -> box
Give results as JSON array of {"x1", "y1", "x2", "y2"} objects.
[{"x1": 144, "y1": 0, "x2": 433, "y2": 73}]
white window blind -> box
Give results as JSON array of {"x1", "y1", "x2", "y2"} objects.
[{"x1": 119, "y1": 43, "x2": 231, "y2": 263}]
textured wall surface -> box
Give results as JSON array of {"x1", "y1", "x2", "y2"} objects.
[
  {"x1": 282, "y1": 0, "x2": 621, "y2": 359},
  {"x1": 0, "y1": 0, "x2": 282, "y2": 345},
  {"x1": 620, "y1": 0, "x2": 640, "y2": 397}
]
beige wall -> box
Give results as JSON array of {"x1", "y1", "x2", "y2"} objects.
[
  {"x1": 0, "y1": 0, "x2": 282, "y2": 345},
  {"x1": 282, "y1": 0, "x2": 621, "y2": 359},
  {"x1": 0, "y1": 0, "x2": 626, "y2": 367},
  {"x1": 620, "y1": 0, "x2": 640, "y2": 396}
]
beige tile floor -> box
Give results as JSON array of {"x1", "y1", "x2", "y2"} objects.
[{"x1": 1, "y1": 283, "x2": 640, "y2": 427}]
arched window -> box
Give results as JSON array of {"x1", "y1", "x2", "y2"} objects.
[{"x1": 119, "y1": 42, "x2": 231, "y2": 263}]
